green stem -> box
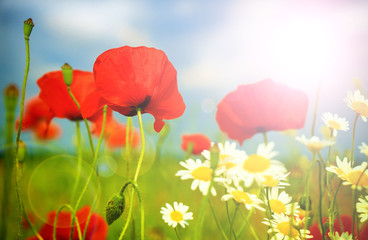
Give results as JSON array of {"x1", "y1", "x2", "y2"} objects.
[
  {"x1": 352, "y1": 164, "x2": 368, "y2": 239},
  {"x1": 82, "y1": 196, "x2": 98, "y2": 240},
  {"x1": 303, "y1": 153, "x2": 316, "y2": 234},
  {"x1": 239, "y1": 207, "x2": 260, "y2": 240},
  {"x1": 265, "y1": 187, "x2": 275, "y2": 239},
  {"x1": 208, "y1": 199, "x2": 228, "y2": 240},
  {"x1": 351, "y1": 113, "x2": 359, "y2": 165},
  {"x1": 69, "y1": 105, "x2": 107, "y2": 239},
  {"x1": 53, "y1": 204, "x2": 81, "y2": 240},
  {"x1": 317, "y1": 160, "x2": 326, "y2": 240},
  {"x1": 229, "y1": 204, "x2": 239, "y2": 240},
  {"x1": 67, "y1": 87, "x2": 95, "y2": 157},
  {"x1": 174, "y1": 227, "x2": 182, "y2": 240},
  {"x1": 311, "y1": 80, "x2": 321, "y2": 137},
  {"x1": 71, "y1": 121, "x2": 82, "y2": 206},
  {"x1": 118, "y1": 181, "x2": 144, "y2": 240},
  {"x1": 125, "y1": 117, "x2": 132, "y2": 178},
  {"x1": 119, "y1": 109, "x2": 146, "y2": 240},
  {"x1": 262, "y1": 132, "x2": 268, "y2": 146},
  {"x1": 14, "y1": 28, "x2": 32, "y2": 240},
  {"x1": 23, "y1": 205, "x2": 43, "y2": 240}
]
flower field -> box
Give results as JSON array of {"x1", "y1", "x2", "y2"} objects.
[{"x1": 1, "y1": 14, "x2": 368, "y2": 240}]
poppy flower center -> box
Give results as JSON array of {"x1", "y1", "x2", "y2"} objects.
[
  {"x1": 262, "y1": 175, "x2": 279, "y2": 187},
  {"x1": 128, "y1": 95, "x2": 152, "y2": 116},
  {"x1": 269, "y1": 199, "x2": 286, "y2": 214},
  {"x1": 327, "y1": 120, "x2": 341, "y2": 130},
  {"x1": 170, "y1": 210, "x2": 183, "y2": 222},
  {"x1": 277, "y1": 221, "x2": 298, "y2": 237},
  {"x1": 352, "y1": 102, "x2": 368, "y2": 116},
  {"x1": 231, "y1": 190, "x2": 252, "y2": 204},
  {"x1": 348, "y1": 170, "x2": 368, "y2": 187},
  {"x1": 191, "y1": 166, "x2": 212, "y2": 181},
  {"x1": 243, "y1": 154, "x2": 271, "y2": 173}
]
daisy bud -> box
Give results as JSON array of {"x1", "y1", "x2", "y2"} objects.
[
  {"x1": 105, "y1": 193, "x2": 125, "y2": 225},
  {"x1": 4, "y1": 84, "x2": 19, "y2": 112},
  {"x1": 210, "y1": 143, "x2": 220, "y2": 170},
  {"x1": 299, "y1": 196, "x2": 312, "y2": 211},
  {"x1": 24, "y1": 18, "x2": 34, "y2": 39},
  {"x1": 18, "y1": 140, "x2": 27, "y2": 164},
  {"x1": 61, "y1": 63, "x2": 73, "y2": 87}
]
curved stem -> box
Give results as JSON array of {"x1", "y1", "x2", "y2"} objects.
[
  {"x1": 67, "y1": 87, "x2": 95, "y2": 157},
  {"x1": 351, "y1": 113, "x2": 359, "y2": 165},
  {"x1": 71, "y1": 121, "x2": 82, "y2": 206},
  {"x1": 23, "y1": 205, "x2": 43, "y2": 240},
  {"x1": 53, "y1": 204, "x2": 81, "y2": 240},
  {"x1": 118, "y1": 181, "x2": 144, "y2": 240},
  {"x1": 70, "y1": 105, "x2": 107, "y2": 239},
  {"x1": 174, "y1": 227, "x2": 182, "y2": 240},
  {"x1": 125, "y1": 117, "x2": 132, "y2": 178},
  {"x1": 133, "y1": 109, "x2": 146, "y2": 182},
  {"x1": 239, "y1": 207, "x2": 260, "y2": 240},
  {"x1": 229, "y1": 204, "x2": 239, "y2": 240},
  {"x1": 208, "y1": 198, "x2": 228, "y2": 240},
  {"x1": 14, "y1": 32, "x2": 31, "y2": 240}
]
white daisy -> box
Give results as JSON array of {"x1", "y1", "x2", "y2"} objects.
[
  {"x1": 321, "y1": 112, "x2": 349, "y2": 137},
  {"x1": 263, "y1": 213, "x2": 312, "y2": 239},
  {"x1": 235, "y1": 142, "x2": 287, "y2": 187},
  {"x1": 160, "y1": 202, "x2": 193, "y2": 228},
  {"x1": 359, "y1": 142, "x2": 368, "y2": 157},
  {"x1": 264, "y1": 188, "x2": 299, "y2": 216},
  {"x1": 327, "y1": 157, "x2": 368, "y2": 190},
  {"x1": 329, "y1": 232, "x2": 353, "y2": 240},
  {"x1": 176, "y1": 158, "x2": 216, "y2": 196},
  {"x1": 202, "y1": 141, "x2": 246, "y2": 185},
  {"x1": 344, "y1": 90, "x2": 368, "y2": 122},
  {"x1": 357, "y1": 195, "x2": 368, "y2": 223},
  {"x1": 221, "y1": 186, "x2": 264, "y2": 211},
  {"x1": 261, "y1": 172, "x2": 290, "y2": 189},
  {"x1": 295, "y1": 135, "x2": 335, "y2": 153}
]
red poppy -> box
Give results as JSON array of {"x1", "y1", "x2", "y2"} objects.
[
  {"x1": 181, "y1": 134, "x2": 211, "y2": 155},
  {"x1": 92, "y1": 118, "x2": 140, "y2": 149},
  {"x1": 26, "y1": 206, "x2": 107, "y2": 240},
  {"x1": 37, "y1": 70, "x2": 103, "y2": 121},
  {"x1": 216, "y1": 79, "x2": 308, "y2": 144},
  {"x1": 309, "y1": 215, "x2": 368, "y2": 239},
  {"x1": 80, "y1": 46, "x2": 185, "y2": 132},
  {"x1": 16, "y1": 96, "x2": 61, "y2": 141}
]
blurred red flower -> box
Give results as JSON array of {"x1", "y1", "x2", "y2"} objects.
[
  {"x1": 92, "y1": 118, "x2": 140, "y2": 149},
  {"x1": 80, "y1": 46, "x2": 185, "y2": 132},
  {"x1": 181, "y1": 134, "x2": 211, "y2": 155},
  {"x1": 26, "y1": 206, "x2": 107, "y2": 240},
  {"x1": 37, "y1": 70, "x2": 104, "y2": 121},
  {"x1": 309, "y1": 215, "x2": 368, "y2": 239},
  {"x1": 216, "y1": 79, "x2": 308, "y2": 144},
  {"x1": 16, "y1": 96, "x2": 61, "y2": 141}
]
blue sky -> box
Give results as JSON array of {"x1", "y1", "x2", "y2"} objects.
[{"x1": 1, "y1": 0, "x2": 368, "y2": 157}]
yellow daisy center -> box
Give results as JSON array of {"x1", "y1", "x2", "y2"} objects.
[
  {"x1": 243, "y1": 154, "x2": 271, "y2": 173},
  {"x1": 231, "y1": 190, "x2": 252, "y2": 204},
  {"x1": 352, "y1": 102, "x2": 368, "y2": 116},
  {"x1": 347, "y1": 170, "x2": 368, "y2": 187},
  {"x1": 191, "y1": 166, "x2": 212, "y2": 181},
  {"x1": 277, "y1": 221, "x2": 299, "y2": 237},
  {"x1": 269, "y1": 199, "x2": 287, "y2": 214},
  {"x1": 170, "y1": 210, "x2": 183, "y2": 222},
  {"x1": 327, "y1": 120, "x2": 341, "y2": 129},
  {"x1": 307, "y1": 143, "x2": 324, "y2": 153},
  {"x1": 262, "y1": 175, "x2": 279, "y2": 187},
  {"x1": 218, "y1": 162, "x2": 236, "y2": 170}
]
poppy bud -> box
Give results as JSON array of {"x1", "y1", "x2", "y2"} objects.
[
  {"x1": 210, "y1": 143, "x2": 220, "y2": 171},
  {"x1": 24, "y1": 18, "x2": 34, "y2": 39},
  {"x1": 299, "y1": 196, "x2": 312, "y2": 211},
  {"x1": 18, "y1": 140, "x2": 26, "y2": 164},
  {"x1": 106, "y1": 193, "x2": 125, "y2": 225},
  {"x1": 61, "y1": 63, "x2": 73, "y2": 87},
  {"x1": 4, "y1": 84, "x2": 19, "y2": 112}
]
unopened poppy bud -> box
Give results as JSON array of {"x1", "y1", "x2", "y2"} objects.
[
  {"x1": 18, "y1": 140, "x2": 27, "y2": 164},
  {"x1": 299, "y1": 196, "x2": 312, "y2": 211},
  {"x1": 106, "y1": 193, "x2": 125, "y2": 225},
  {"x1": 210, "y1": 143, "x2": 220, "y2": 170},
  {"x1": 24, "y1": 18, "x2": 34, "y2": 39},
  {"x1": 61, "y1": 63, "x2": 73, "y2": 86},
  {"x1": 4, "y1": 84, "x2": 19, "y2": 112}
]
